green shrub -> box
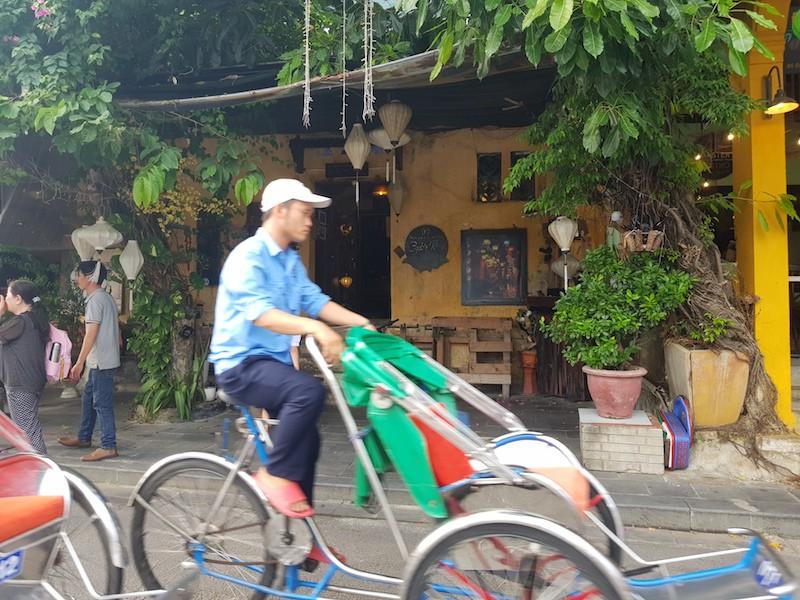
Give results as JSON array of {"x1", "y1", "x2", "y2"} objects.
[{"x1": 542, "y1": 247, "x2": 692, "y2": 370}]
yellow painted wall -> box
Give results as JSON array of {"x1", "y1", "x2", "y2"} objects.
[
  {"x1": 194, "y1": 129, "x2": 606, "y2": 324},
  {"x1": 390, "y1": 129, "x2": 604, "y2": 323}
]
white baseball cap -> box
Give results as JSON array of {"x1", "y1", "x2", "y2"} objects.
[{"x1": 260, "y1": 178, "x2": 332, "y2": 212}]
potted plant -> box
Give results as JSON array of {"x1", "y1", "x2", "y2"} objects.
[
  {"x1": 515, "y1": 308, "x2": 538, "y2": 395},
  {"x1": 542, "y1": 246, "x2": 692, "y2": 418},
  {"x1": 665, "y1": 313, "x2": 749, "y2": 428}
]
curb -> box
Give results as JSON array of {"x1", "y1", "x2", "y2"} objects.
[{"x1": 63, "y1": 458, "x2": 800, "y2": 538}]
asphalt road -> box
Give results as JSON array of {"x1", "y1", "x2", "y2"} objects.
[{"x1": 44, "y1": 483, "x2": 800, "y2": 600}]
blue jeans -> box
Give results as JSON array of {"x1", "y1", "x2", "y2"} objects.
[{"x1": 77, "y1": 368, "x2": 117, "y2": 449}]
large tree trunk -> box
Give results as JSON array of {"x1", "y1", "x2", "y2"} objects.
[{"x1": 607, "y1": 174, "x2": 787, "y2": 454}]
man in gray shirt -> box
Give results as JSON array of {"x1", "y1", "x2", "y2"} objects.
[{"x1": 58, "y1": 261, "x2": 121, "y2": 461}]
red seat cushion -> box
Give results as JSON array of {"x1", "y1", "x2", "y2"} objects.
[
  {"x1": 0, "y1": 496, "x2": 64, "y2": 543},
  {"x1": 410, "y1": 412, "x2": 474, "y2": 486}
]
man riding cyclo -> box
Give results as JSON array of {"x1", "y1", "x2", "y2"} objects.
[{"x1": 210, "y1": 178, "x2": 374, "y2": 519}]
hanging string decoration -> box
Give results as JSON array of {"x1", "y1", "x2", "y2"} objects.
[
  {"x1": 340, "y1": 0, "x2": 347, "y2": 137},
  {"x1": 362, "y1": 0, "x2": 375, "y2": 121},
  {"x1": 302, "y1": 0, "x2": 313, "y2": 128}
]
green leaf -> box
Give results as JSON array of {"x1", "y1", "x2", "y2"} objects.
[
  {"x1": 544, "y1": 25, "x2": 571, "y2": 52},
  {"x1": 583, "y1": 21, "x2": 604, "y2": 58},
  {"x1": 694, "y1": 18, "x2": 716, "y2": 52},
  {"x1": 98, "y1": 91, "x2": 113, "y2": 103},
  {"x1": 524, "y1": 25, "x2": 543, "y2": 65},
  {"x1": 439, "y1": 30, "x2": 455, "y2": 65},
  {"x1": 738, "y1": 179, "x2": 753, "y2": 195},
  {"x1": 601, "y1": 126, "x2": 621, "y2": 157},
  {"x1": 752, "y1": 35, "x2": 775, "y2": 60},
  {"x1": 549, "y1": 0, "x2": 573, "y2": 31},
  {"x1": 775, "y1": 208, "x2": 786, "y2": 231},
  {"x1": 728, "y1": 18, "x2": 754, "y2": 53},
  {"x1": 744, "y1": 9, "x2": 777, "y2": 31},
  {"x1": 728, "y1": 46, "x2": 747, "y2": 76},
  {"x1": 523, "y1": 0, "x2": 549, "y2": 29},
  {"x1": 794, "y1": 9, "x2": 800, "y2": 40},
  {"x1": 415, "y1": 0, "x2": 428, "y2": 33},
  {"x1": 628, "y1": 0, "x2": 659, "y2": 19},
  {"x1": 604, "y1": 0, "x2": 625, "y2": 11},
  {"x1": 757, "y1": 209, "x2": 769, "y2": 231},
  {"x1": 486, "y1": 23, "x2": 504, "y2": 58},
  {"x1": 495, "y1": 4, "x2": 513, "y2": 27},
  {"x1": 619, "y1": 11, "x2": 640, "y2": 40},
  {"x1": 486, "y1": 0, "x2": 502, "y2": 9}
]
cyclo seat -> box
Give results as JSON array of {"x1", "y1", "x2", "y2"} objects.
[{"x1": 0, "y1": 454, "x2": 65, "y2": 544}]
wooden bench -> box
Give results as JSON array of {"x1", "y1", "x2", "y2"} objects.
[{"x1": 430, "y1": 317, "x2": 512, "y2": 398}]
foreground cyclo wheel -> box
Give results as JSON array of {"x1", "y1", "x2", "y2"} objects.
[
  {"x1": 130, "y1": 457, "x2": 275, "y2": 600},
  {"x1": 403, "y1": 511, "x2": 627, "y2": 600},
  {"x1": 47, "y1": 470, "x2": 124, "y2": 599}
]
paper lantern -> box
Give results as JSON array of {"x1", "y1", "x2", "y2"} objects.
[
  {"x1": 120, "y1": 241, "x2": 144, "y2": 281},
  {"x1": 389, "y1": 178, "x2": 404, "y2": 217},
  {"x1": 344, "y1": 124, "x2": 370, "y2": 171},
  {"x1": 377, "y1": 101, "x2": 412, "y2": 147},
  {"x1": 369, "y1": 128, "x2": 411, "y2": 182},
  {"x1": 547, "y1": 216, "x2": 578, "y2": 253},
  {"x1": 70, "y1": 231, "x2": 95, "y2": 260},
  {"x1": 72, "y1": 217, "x2": 123, "y2": 252}
]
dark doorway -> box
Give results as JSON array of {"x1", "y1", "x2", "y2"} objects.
[{"x1": 313, "y1": 181, "x2": 391, "y2": 319}]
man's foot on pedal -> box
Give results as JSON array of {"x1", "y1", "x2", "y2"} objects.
[{"x1": 253, "y1": 469, "x2": 314, "y2": 519}]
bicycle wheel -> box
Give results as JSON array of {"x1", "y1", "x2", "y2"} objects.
[
  {"x1": 130, "y1": 457, "x2": 275, "y2": 600},
  {"x1": 403, "y1": 512, "x2": 626, "y2": 600},
  {"x1": 48, "y1": 470, "x2": 124, "y2": 599}
]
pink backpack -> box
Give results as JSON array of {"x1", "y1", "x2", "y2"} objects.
[{"x1": 45, "y1": 324, "x2": 72, "y2": 383}]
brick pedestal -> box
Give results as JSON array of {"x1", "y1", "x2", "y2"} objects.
[{"x1": 579, "y1": 408, "x2": 664, "y2": 475}]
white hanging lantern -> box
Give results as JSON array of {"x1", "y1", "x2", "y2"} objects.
[
  {"x1": 344, "y1": 124, "x2": 370, "y2": 170},
  {"x1": 369, "y1": 128, "x2": 411, "y2": 182},
  {"x1": 120, "y1": 241, "x2": 145, "y2": 281},
  {"x1": 72, "y1": 216, "x2": 123, "y2": 252},
  {"x1": 344, "y1": 124, "x2": 371, "y2": 212},
  {"x1": 70, "y1": 231, "x2": 95, "y2": 260},
  {"x1": 120, "y1": 240, "x2": 145, "y2": 313},
  {"x1": 548, "y1": 216, "x2": 579, "y2": 292},
  {"x1": 377, "y1": 100, "x2": 412, "y2": 147},
  {"x1": 389, "y1": 178, "x2": 404, "y2": 217},
  {"x1": 548, "y1": 216, "x2": 578, "y2": 252}
]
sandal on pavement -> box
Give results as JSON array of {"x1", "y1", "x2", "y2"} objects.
[{"x1": 257, "y1": 479, "x2": 315, "y2": 519}]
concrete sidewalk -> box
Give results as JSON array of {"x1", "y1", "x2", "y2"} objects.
[{"x1": 34, "y1": 386, "x2": 800, "y2": 538}]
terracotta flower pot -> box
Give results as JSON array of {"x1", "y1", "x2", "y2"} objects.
[
  {"x1": 582, "y1": 366, "x2": 648, "y2": 419},
  {"x1": 520, "y1": 350, "x2": 538, "y2": 395}
]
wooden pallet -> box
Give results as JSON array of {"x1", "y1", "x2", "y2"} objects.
[{"x1": 431, "y1": 317, "x2": 512, "y2": 398}]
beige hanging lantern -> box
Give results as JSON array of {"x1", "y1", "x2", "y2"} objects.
[
  {"x1": 368, "y1": 128, "x2": 411, "y2": 183},
  {"x1": 72, "y1": 217, "x2": 123, "y2": 253},
  {"x1": 548, "y1": 216, "x2": 579, "y2": 292},
  {"x1": 344, "y1": 124, "x2": 371, "y2": 211},
  {"x1": 120, "y1": 240, "x2": 145, "y2": 313},
  {"x1": 378, "y1": 100, "x2": 412, "y2": 147},
  {"x1": 70, "y1": 230, "x2": 95, "y2": 260},
  {"x1": 389, "y1": 177, "x2": 404, "y2": 217}
]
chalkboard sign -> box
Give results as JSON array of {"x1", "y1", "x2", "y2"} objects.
[{"x1": 403, "y1": 225, "x2": 448, "y2": 272}]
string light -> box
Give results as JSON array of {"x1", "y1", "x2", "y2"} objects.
[
  {"x1": 727, "y1": 132, "x2": 735, "y2": 141},
  {"x1": 694, "y1": 153, "x2": 702, "y2": 161},
  {"x1": 702, "y1": 181, "x2": 711, "y2": 188}
]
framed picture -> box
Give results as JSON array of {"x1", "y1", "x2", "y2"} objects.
[{"x1": 461, "y1": 228, "x2": 527, "y2": 305}]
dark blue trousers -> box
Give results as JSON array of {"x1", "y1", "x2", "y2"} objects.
[{"x1": 216, "y1": 357, "x2": 326, "y2": 503}]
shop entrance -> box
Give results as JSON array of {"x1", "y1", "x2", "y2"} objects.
[{"x1": 313, "y1": 181, "x2": 391, "y2": 319}]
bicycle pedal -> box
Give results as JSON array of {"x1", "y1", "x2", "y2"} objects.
[{"x1": 301, "y1": 558, "x2": 320, "y2": 573}]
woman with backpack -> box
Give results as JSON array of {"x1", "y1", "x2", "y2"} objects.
[{"x1": 0, "y1": 279, "x2": 49, "y2": 454}]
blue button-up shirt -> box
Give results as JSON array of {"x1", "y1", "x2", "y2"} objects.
[{"x1": 210, "y1": 230, "x2": 330, "y2": 373}]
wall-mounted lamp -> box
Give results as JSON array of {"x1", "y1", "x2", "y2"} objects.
[{"x1": 764, "y1": 65, "x2": 799, "y2": 116}]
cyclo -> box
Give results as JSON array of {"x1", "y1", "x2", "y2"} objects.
[
  {"x1": 125, "y1": 326, "x2": 798, "y2": 600},
  {"x1": 0, "y1": 407, "x2": 195, "y2": 599}
]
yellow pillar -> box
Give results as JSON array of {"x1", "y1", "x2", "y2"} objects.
[{"x1": 732, "y1": 2, "x2": 794, "y2": 427}]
